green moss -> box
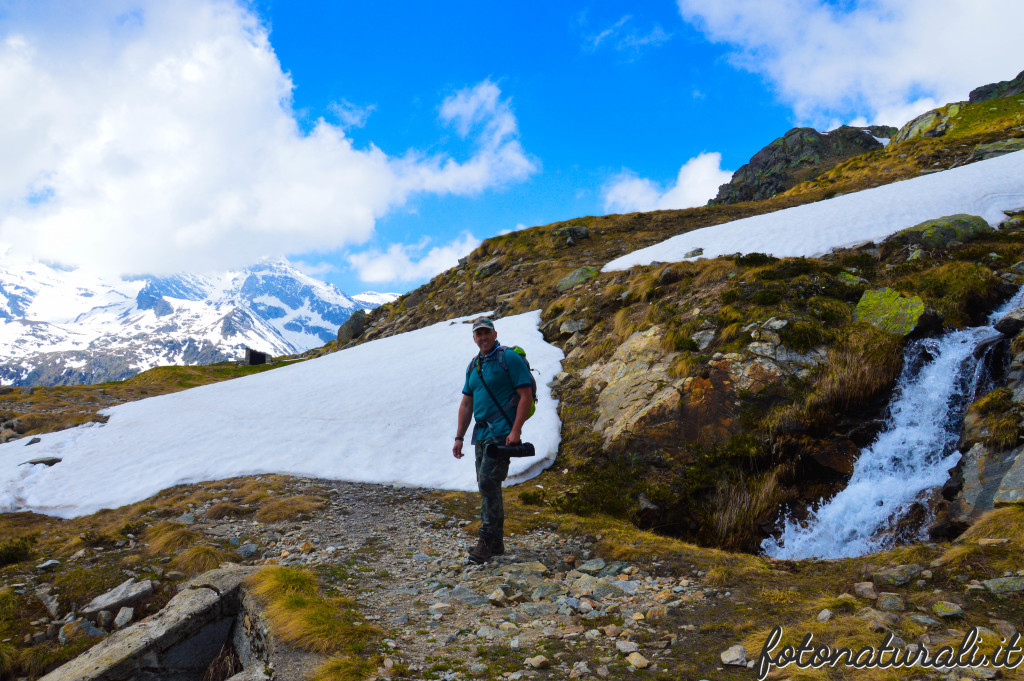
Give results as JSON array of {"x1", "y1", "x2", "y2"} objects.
[{"x1": 853, "y1": 288, "x2": 926, "y2": 336}]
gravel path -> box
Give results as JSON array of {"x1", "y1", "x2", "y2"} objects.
[{"x1": 196, "y1": 477, "x2": 730, "y2": 679}]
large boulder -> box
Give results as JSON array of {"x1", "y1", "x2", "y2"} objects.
[
  {"x1": 886, "y1": 214, "x2": 992, "y2": 250},
  {"x1": 854, "y1": 288, "x2": 937, "y2": 337},
  {"x1": 891, "y1": 103, "x2": 962, "y2": 144},
  {"x1": 336, "y1": 309, "x2": 367, "y2": 344},
  {"x1": 711, "y1": 124, "x2": 895, "y2": 205}
]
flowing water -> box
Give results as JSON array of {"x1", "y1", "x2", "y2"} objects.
[{"x1": 763, "y1": 288, "x2": 1024, "y2": 559}]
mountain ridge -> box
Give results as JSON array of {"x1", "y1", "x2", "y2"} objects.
[{"x1": 0, "y1": 256, "x2": 396, "y2": 386}]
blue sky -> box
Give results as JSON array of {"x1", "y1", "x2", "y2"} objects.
[{"x1": 0, "y1": 1, "x2": 1021, "y2": 295}]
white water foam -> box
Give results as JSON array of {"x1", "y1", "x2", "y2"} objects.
[{"x1": 763, "y1": 288, "x2": 1024, "y2": 559}]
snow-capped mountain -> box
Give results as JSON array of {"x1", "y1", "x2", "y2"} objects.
[{"x1": 0, "y1": 254, "x2": 397, "y2": 386}]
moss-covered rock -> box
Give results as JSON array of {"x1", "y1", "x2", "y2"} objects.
[
  {"x1": 887, "y1": 214, "x2": 992, "y2": 250},
  {"x1": 556, "y1": 266, "x2": 599, "y2": 292},
  {"x1": 853, "y1": 288, "x2": 929, "y2": 336}
]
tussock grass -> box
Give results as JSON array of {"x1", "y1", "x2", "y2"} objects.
[
  {"x1": 170, "y1": 544, "x2": 232, "y2": 576},
  {"x1": 768, "y1": 323, "x2": 903, "y2": 435},
  {"x1": 255, "y1": 496, "x2": 324, "y2": 523},
  {"x1": 312, "y1": 655, "x2": 380, "y2": 681},
  {"x1": 246, "y1": 567, "x2": 380, "y2": 658},
  {"x1": 702, "y1": 469, "x2": 786, "y2": 551},
  {"x1": 205, "y1": 502, "x2": 248, "y2": 520},
  {"x1": 693, "y1": 260, "x2": 737, "y2": 287},
  {"x1": 144, "y1": 521, "x2": 201, "y2": 555},
  {"x1": 937, "y1": 506, "x2": 1024, "y2": 574}
]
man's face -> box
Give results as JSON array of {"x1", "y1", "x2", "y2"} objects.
[{"x1": 473, "y1": 327, "x2": 497, "y2": 354}]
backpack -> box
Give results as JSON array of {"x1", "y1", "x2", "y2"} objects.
[{"x1": 467, "y1": 345, "x2": 538, "y2": 419}]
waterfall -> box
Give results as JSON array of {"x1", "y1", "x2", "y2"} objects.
[{"x1": 763, "y1": 288, "x2": 1024, "y2": 560}]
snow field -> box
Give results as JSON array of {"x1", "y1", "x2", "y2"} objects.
[
  {"x1": 0, "y1": 311, "x2": 563, "y2": 518},
  {"x1": 603, "y1": 149, "x2": 1024, "y2": 271}
]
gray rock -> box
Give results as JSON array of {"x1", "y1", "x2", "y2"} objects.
[
  {"x1": 875, "y1": 593, "x2": 905, "y2": 612},
  {"x1": 616, "y1": 640, "x2": 639, "y2": 654},
  {"x1": 555, "y1": 266, "x2": 599, "y2": 292},
  {"x1": 873, "y1": 564, "x2": 922, "y2": 588},
  {"x1": 36, "y1": 559, "x2": 60, "y2": 571},
  {"x1": 96, "y1": 610, "x2": 115, "y2": 629},
  {"x1": 721, "y1": 644, "x2": 748, "y2": 666},
  {"x1": 531, "y1": 584, "x2": 565, "y2": 601},
  {"x1": 905, "y1": 613, "x2": 941, "y2": 628},
  {"x1": 80, "y1": 578, "x2": 154, "y2": 616},
  {"x1": 113, "y1": 607, "x2": 134, "y2": 630},
  {"x1": 36, "y1": 586, "x2": 60, "y2": 618},
  {"x1": 58, "y1": 619, "x2": 107, "y2": 645},
  {"x1": 475, "y1": 258, "x2": 502, "y2": 278},
  {"x1": 174, "y1": 513, "x2": 196, "y2": 524},
  {"x1": 577, "y1": 558, "x2": 606, "y2": 575},
  {"x1": 21, "y1": 456, "x2": 62, "y2": 466},
  {"x1": 995, "y1": 307, "x2": 1024, "y2": 337},
  {"x1": 932, "y1": 600, "x2": 964, "y2": 618},
  {"x1": 451, "y1": 585, "x2": 489, "y2": 606},
  {"x1": 235, "y1": 543, "x2": 259, "y2": 559},
  {"x1": 684, "y1": 248, "x2": 704, "y2": 258},
  {"x1": 982, "y1": 575, "x2": 1024, "y2": 594},
  {"x1": 336, "y1": 309, "x2": 367, "y2": 344}
]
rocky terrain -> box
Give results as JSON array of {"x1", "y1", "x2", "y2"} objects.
[{"x1": 7, "y1": 475, "x2": 1024, "y2": 680}]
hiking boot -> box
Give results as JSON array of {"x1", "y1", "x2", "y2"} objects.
[
  {"x1": 468, "y1": 537, "x2": 492, "y2": 564},
  {"x1": 488, "y1": 537, "x2": 505, "y2": 555}
]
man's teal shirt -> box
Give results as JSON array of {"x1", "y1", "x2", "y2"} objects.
[{"x1": 463, "y1": 344, "x2": 532, "y2": 443}]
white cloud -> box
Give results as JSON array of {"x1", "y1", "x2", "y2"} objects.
[
  {"x1": 584, "y1": 14, "x2": 671, "y2": 54},
  {"x1": 347, "y1": 232, "x2": 481, "y2": 284},
  {"x1": 603, "y1": 152, "x2": 732, "y2": 214},
  {"x1": 329, "y1": 99, "x2": 376, "y2": 129},
  {"x1": 0, "y1": 1, "x2": 534, "y2": 277},
  {"x1": 677, "y1": 0, "x2": 1024, "y2": 126}
]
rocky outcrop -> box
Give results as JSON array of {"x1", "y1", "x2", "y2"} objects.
[
  {"x1": 885, "y1": 214, "x2": 993, "y2": 250},
  {"x1": 891, "y1": 104, "x2": 963, "y2": 145},
  {"x1": 969, "y1": 69, "x2": 1024, "y2": 103},
  {"x1": 581, "y1": 319, "x2": 827, "y2": 452},
  {"x1": 853, "y1": 288, "x2": 937, "y2": 337},
  {"x1": 711, "y1": 125, "x2": 896, "y2": 205}
]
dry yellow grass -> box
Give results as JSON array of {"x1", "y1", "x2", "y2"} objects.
[
  {"x1": 255, "y1": 496, "x2": 324, "y2": 523},
  {"x1": 143, "y1": 521, "x2": 201, "y2": 556},
  {"x1": 170, "y1": 545, "x2": 232, "y2": 576},
  {"x1": 246, "y1": 567, "x2": 380, "y2": 659}
]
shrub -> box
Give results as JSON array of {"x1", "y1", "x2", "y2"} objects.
[{"x1": 0, "y1": 537, "x2": 33, "y2": 567}]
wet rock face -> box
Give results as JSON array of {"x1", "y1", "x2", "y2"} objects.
[{"x1": 711, "y1": 124, "x2": 895, "y2": 205}]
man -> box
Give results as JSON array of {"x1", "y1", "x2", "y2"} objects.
[{"x1": 453, "y1": 317, "x2": 533, "y2": 563}]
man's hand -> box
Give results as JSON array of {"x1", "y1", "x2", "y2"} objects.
[
  {"x1": 453, "y1": 440, "x2": 464, "y2": 459},
  {"x1": 505, "y1": 427, "x2": 522, "y2": 446}
]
